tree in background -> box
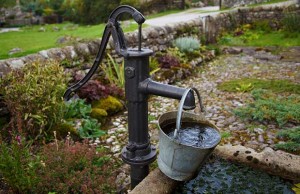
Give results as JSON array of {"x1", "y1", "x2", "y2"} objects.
[
  {"x1": 0, "y1": 0, "x2": 15, "y2": 7},
  {"x1": 64, "y1": 0, "x2": 120, "y2": 25}
]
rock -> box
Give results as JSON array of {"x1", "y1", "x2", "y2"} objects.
[
  {"x1": 39, "y1": 27, "x2": 46, "y2": 32},
  {"x1": 57, "y1": 36, "x2": 68, "y2": 44},
  {"x1": 8, "y1": 59, "x2": 24, "y2": 69},
  {"x1": 223, "y1": 47, "x2": 243, "y2": 55},
  {"x1": 39, "y1": 50, "x2": 49, "y2": 58},
  {"x1": 8, "y1": 47, "x2": 22, "y2": 55},
  {"x1": 129, "y1": 168, "x2": 178, "y2": 194},
  {"x1": 52, "y1": 26, "x2": 60, "y2": 31},
  {"x1": 214, "y1": 145, "x2": 300, "y2": 182},
  {"x1": 254, "y1": 128, "x2": 264, "y2": 134},
  {"x1": 258, "y1": 135, "x2": 264, "y2": 143},
  {"x1": 106, "y1": 138, "x2": 114, "y2": 144}
]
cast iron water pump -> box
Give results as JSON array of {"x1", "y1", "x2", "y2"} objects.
[{"x1": 64, "y1": 5, "x2": 196, "y2": 188}]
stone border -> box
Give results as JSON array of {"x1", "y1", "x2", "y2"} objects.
[{"x1": 129, "y1": 145, "x2": 300, "y2": 194}]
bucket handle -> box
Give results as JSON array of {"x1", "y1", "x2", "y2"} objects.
[{"x1": 174, "y1": 88, "x2": 204, "y2": 138}]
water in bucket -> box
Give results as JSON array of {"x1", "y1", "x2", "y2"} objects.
[{"x1": 164, "y1": 122, "x2": 220, "y2": 148}]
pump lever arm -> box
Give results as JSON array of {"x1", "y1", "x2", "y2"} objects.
[
  {"x1": 63, "y1": 25, "x2": 111, "y2": 100},
  {"x1": 63, "y1": 5, "x2": 145, "y2": 100}
]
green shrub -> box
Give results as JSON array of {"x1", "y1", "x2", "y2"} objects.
[
  {"x1": 234, "y1": 89, "x2": 300, "y2": 126},
  {"x1": 252, "y1": 20, "x2": 272, "y2": 33},
  {"x1": 0, "y1": 139, "x2": 41, "y2": 193},
  {"x1": 37, "y1": 141, "x2": 116, "y2": 193},
  {"x1": 64, "y1": 99, "x2": 92, "y2": 119},
  {"x1": 78, "y1": 118, "x2": 106, "y2": 139},
  {"x1": 0, "y1": 60, "x2": 68, "y2": 140},
  {"x1": 173, "y1": 37, "x2": 200, "y2": 53},
  {"x1": 120, "y1": 0, "x2": 140, "y2": 7},
  {"x1": 275, "y1": 126, "x2": 300, "y2": 152},
  {"x1": 166, "y1": 47, "x2": 188, "y2": 63},
  {"x1": 282, "y1": 12, "x2": 300, "y2": 33}
]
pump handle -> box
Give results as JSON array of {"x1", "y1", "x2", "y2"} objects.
[{"x1": 63, "y1": 5, "x2": 145, "y2": 100}]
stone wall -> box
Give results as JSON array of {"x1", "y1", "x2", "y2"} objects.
[
  {"x1": 221, "y1": 0, "x2": 269, "y2": 8},
  {"x1": 0, "y1": 19, "x2": 202, "y2": 77},
  {"x1": 204, "y1": 3, "x2": 300, "y2": 43},
  {"x1": 0, "y1": 2, "x2": 299, "y2": 77}
]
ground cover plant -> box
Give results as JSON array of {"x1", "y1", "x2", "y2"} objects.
[
  {"x1": 234, "y1": 89, "x2": 300, "y2": 127},
  {"x1": 276, "y1": 126, "x2": 300, "y2": 153},
  {"x1": 218, "y1": 78, "x2": 300, "y2": 94}
]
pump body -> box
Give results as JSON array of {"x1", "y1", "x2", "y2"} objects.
[{"x1": 63, "y1": 5, "x2": 195, "y2": 189}]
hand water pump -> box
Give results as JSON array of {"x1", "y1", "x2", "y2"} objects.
[{"x1": 64, "y1": 5, "x2": 196, "y2": 188}]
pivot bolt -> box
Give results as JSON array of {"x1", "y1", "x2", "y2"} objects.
[{"x1": 125, "y1": 67, "x2": 135, "y2": 78}]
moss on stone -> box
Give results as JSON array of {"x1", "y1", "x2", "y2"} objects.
[
  {"x1": 92, "y1": 96, "x2": 123, "y2": 115},
  {"x1": 90, "y1": 108, "x2": 108, "y2": 124},
  {"x1": 50, "y1": 122, "x2": 79, "y2": 140}
]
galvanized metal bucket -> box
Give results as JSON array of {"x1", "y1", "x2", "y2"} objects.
[{"x1": 157, "y1": 88, "x2": 221, "y2": 181}]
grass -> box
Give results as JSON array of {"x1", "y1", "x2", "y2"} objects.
[
  {"x1": 219, "y1": 30, "x2": 300, "y2": 47},
  {"x1": 218, "y1": 78, "x2": 300, "y2": 94},
  {"x1": 0, "y1": 8, "x2": 185, "y2": 60},
  {"x1": 0, "y1": 22, "x2": 139, "y2": 59}
]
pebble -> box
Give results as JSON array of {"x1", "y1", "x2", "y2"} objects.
[
  {"x1": 106, "y1": 138, "x2": 114, "y2": 144},
  {"x1": 254, "y1": 128, "x2": 264, "y2": 134},
  {"x1": 113, "y1": 122, "x2": 120, "y2": 126},
  {"x1": 258, "y1": 135, "x2": 265, "y2": 143},
  {"x1": 112, "y1": 145, "x2": 121, "y2": 153}
]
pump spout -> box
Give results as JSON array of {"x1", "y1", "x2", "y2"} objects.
[{"x1": 139, "y1": 78, "x2": 196, "y2": 110}]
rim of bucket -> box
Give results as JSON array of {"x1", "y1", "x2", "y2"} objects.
[{"x1": 158, "y1": 111, "x2": 221, "y2": 149}]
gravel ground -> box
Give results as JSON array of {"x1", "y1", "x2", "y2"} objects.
[{"x1": 100, "y1": 47, "x2": 300, "y2": 191}]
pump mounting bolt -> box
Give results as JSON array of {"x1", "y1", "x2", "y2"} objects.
[{"x1": 125, "y1": 67, "x2": 135, "y2": 78}]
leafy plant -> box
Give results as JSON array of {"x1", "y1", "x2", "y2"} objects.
[
  {"x1": 78, "y1": 118, "x2": 105, "y2": 139},
  {"x1": 158, "y1": 54, "x2": 180, "y2": 69},
  {"x1": 0, "y1": 138, "x2": 41, "y2": 193},
  {"x1": 173, "y1": 37, "x2": 200, "y2": 53},
  {"x1": 149, "y1": 57, "x2": 160, "y2": 75},
  {"x1": 0, "y1": 60, "x2": 68, "y2": 140},
  {"x1": 234, "y1": 89, "x2": 300, "y2": 126},
  {"x1": 102, "y1": 54, "x2": 125, "y2": 88},
  {"x1": 37, "y1": 140, "x2": 116, "y2": 193},
  {"x1": 166, "y1": 47, "x2": 188, "y2": 63},
  {"x1": 75, "y1": 75, "x2": 124, "y2": 102},
  {"x1": 64, "y1": 99, "x2": 92, "y2": 119},
  {"x1": 275, "y1": 126, "x2": 300, "y2": 152}
]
